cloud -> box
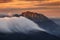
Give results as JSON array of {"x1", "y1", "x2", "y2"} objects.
[
  {"x1": 34, "y1": 1, "x2": 60, "y2": 9},
  {"x1": 0, "y1": 16, "x2": 45, "y2": 33},
  {"x1": 0, "y1": 0, "x2": 12, "y2": 3},
  {"x1": 36, "y1": 1, "x2": 60, "y2": 6},
  {"x1": 19, "y1": 0, "x2": 45, "y2": 1}
]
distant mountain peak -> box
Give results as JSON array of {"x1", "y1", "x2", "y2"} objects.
[{"x1": 21, "y1": 11, "x2": 48, "y2": 21}]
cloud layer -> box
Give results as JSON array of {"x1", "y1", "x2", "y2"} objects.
[
  {"x1": 0, "y1": 0, "x2": 60, "y2": 8},
  {"x1": 0, "y1": 0, "x2": 12, "y2": 3},
  {"x1": 0, "y1": 16, "x2": 45, "y2": 33}
]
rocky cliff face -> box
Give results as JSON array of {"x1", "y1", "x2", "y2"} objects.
[{"x1": 21, "y1": 11, "x2": 60, "y2": 37}]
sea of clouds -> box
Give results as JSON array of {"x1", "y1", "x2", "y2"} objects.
[
  {"x1": 0, "y1": 16, "x2": 45, "y2": 34},
  {"x1": 0, "y1": 16, "x2": 60, "y2": 37}
]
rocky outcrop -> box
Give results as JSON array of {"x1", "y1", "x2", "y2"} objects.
[
  {"x1": 13, "y1": 14, "x2": 21, "y2": 17},
  {"x1": 21, "y1": 11, "x2": 48, "y2": 21}
]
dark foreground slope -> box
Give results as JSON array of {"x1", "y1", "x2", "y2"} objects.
[{"x1": 0, "y1": 31, "x2": 60, "y2": 40}]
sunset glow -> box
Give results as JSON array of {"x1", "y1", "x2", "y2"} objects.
[
  {"x1": 0, "y1": 0, "x2": 60, "y2": 8},
  {"x1": 0, "y1": 0, "x2": 60, "y2": 18}
]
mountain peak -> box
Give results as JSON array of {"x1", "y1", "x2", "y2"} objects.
[{"x1": 21, "y1": 11, "x2": 48, "y2": 21}]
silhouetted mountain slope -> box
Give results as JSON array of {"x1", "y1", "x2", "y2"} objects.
[
  {"x1": 51, "y1": 18, "x2": 60, "y2": 26},
  {"x1": 21, "y1": 11, "x2": 60, "y2": 37},
  {"x1": 0, "y1": 31, "x2": 60, "y2": 40}
]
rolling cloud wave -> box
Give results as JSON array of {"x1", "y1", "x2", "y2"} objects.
[{"x1": 0, "y1": 16, "x2": 45, "y2": 34}]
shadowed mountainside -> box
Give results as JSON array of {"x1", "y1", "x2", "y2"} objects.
[{"x1": 0, "y1": 31, "x2": 60, "y2": 40}]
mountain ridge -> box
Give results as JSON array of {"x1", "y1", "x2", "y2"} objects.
[{"x1": 21, "y1": 11, "x2": 60, "y2": 37}]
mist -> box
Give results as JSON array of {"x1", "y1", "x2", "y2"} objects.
[
  {"x1": 0, "y1": 16, "x2": 60, "y2": 38},
  {"x1": 0, "y1": 16, "x2": 45, "y2": 34}
]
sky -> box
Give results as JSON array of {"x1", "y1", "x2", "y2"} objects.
[{"x1": 0, "y1": 0, "x2": 60, "y2": 18}]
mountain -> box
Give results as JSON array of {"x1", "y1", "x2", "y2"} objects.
[
  {"x1": 0, "y1": 11, "x2": 60, "y2": 40},
  {"x1": 51, "y1": 18, "x2": 60, "y2": 26},
  {"x1": 21, "y1": 11, "x2": 60, "y2": 37}
]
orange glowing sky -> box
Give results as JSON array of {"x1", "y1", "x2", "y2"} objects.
[
  {"x1": 0, "y1": 0, "x2": 60, "y2": 8},
  {"x1": 0, "y1": 0, "x2": 60, "y2": 18}
]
